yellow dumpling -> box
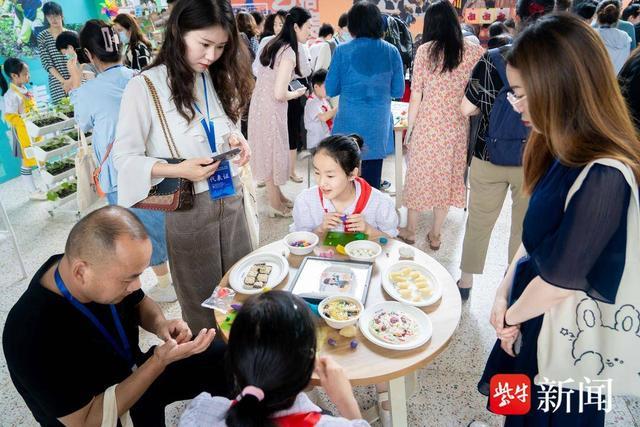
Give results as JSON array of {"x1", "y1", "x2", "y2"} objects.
[
  {"x1": 399, "y1": 289, "x2": 412, "y2": 298},
  {"x1": 389, "y1": 272, "x2": 404, "y2": 283},
  {"x1": 415, "y1": 274, "x2": 427, "y2": 282},
  {"x1": 396, "y1": 281, "x2": 410, "y2": 289},
  {"x1": 420, "y1": 287, "x2": 433, "y2": 297},
  {"x1": 401, "y1": 268, "x2": 412, "y2": 276},
  {"x1": 409, "y1": 271, "x2": 421, "y2": 279},
  {"x1": 415, "y1": 280, "x2": 428, "y2": 289}
]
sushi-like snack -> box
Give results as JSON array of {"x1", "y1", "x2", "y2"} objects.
[
  {"x1": 257, "y1": 273, "x2": 269, "y2": 282},
  {"x1": 253, "y1": 281, "x2": 265, "y2": 289},
  {"x1": 259, "y1": 265, "x2": 272, "y2": 274},
  {"x1": 244, "y1": 276, "x2": 256, "y2": 286}
]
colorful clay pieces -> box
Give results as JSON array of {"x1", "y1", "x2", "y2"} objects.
[{"x1": 290, "y1": 240, "x2": 313, "y2": 248}]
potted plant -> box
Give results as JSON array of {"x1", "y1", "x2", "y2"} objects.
[
  {"x1": 46, "y1": 181, "x2": 77, "y2": 202},
  {"x1": 25, "y1": 110, "x2": 73, "y2": 137},
  {"x1": 45, "y1": 158, "x2": 75, "y2": 176},
  {"x1": 65, "y1": 129, "x2": 79, "y2": 141},
  {"x1": 55, "y1": 97, "x2": 74, "y2": 118}
]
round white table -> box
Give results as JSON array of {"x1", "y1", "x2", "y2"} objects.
[{"x1": 215, "y1": 238, "x2": 462, "y2": 426}]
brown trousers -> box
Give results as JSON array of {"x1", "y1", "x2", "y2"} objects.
[
  {"x1": 166, "y1": 186, "x2": 252, "y2": 332},
  {"x1": 460, "y1": 157, "x2": 530, "y2": 274}
]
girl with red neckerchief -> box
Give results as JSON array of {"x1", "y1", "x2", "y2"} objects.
[
  {"x1": 290, "y1": 134, "x2": 399, "y2": 240},
  {"x1": 179, "y1": 291, "x2": 369, "y2": 427}
]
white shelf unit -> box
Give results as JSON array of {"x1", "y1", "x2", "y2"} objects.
[{"x1": 24, "y1": 110, "x2": 80, "y2": 217}]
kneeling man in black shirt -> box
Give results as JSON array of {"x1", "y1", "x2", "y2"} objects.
[{"x1": 3, "y1": 206, "x2": 228, "y2": 426}]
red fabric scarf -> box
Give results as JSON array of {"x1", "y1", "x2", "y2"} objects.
[{"x1": 318, "y1": 177, "x2": 372, "y2": 232}]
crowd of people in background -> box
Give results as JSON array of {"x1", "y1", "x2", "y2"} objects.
[{"x1": 2, "y1": 0, "x2": 640, "y2": 425}]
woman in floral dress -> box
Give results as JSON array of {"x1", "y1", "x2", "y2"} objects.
[{"x1": 399, "y1": 0, "x2": 484, "y2": 249}]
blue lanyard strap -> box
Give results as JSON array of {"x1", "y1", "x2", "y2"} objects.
[
  {"x1": 194, "y1": 73, "x2": 217, "y2": 153},
  {"x1": 54, "y1": 268, "x2": 133, "y2": 367}
]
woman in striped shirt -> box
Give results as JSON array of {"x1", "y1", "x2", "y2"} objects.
[{"x1": 37, "y1": 1, "x2": 72, "y2": 104}]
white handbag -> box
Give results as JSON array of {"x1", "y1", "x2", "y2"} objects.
[
  {"x1": 240, "y1": 164, "x2": 260, "y2": 250},
  {"x1": 536, "y1": 159, "x2": 640, "y2": 396},
  {"x1": 101, "y1": 384, "x2": 133, "y2": 427},
  {"x1": 75, "y1": 129, "x2": 101, "y2": 212}
]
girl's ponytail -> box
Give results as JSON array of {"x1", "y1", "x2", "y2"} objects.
[
  {"x1": 224, "y1": 292, "x2": 317, "y2": 427},
  {"x1": 225, "y1": 393, "x2": 273, "y2": 427}
]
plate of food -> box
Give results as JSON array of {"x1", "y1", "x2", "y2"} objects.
[
  {"x1": 229, "y1": 252, "x2": 289, "y2": 294},
  {"x1": 359, "y1": 302, "x2": 432, "y2": 350},
  {"x1": 382, "y1": 261, "x2": 442, "y2": 307}
]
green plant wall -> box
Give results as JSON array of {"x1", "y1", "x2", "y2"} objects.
[{"x1": 0, "y1": 0, "x2": 101, "y2": 184}]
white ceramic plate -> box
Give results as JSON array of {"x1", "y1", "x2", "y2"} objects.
[
  {"x1": 359, "y1": 301, "x2": 432, "y2": 350},
  {"x1": 381, "y1": 261, "x2": 442, "y2": 307},
  {"x1": 229, "y1": 252, "x2": 289, "y2": 295}
]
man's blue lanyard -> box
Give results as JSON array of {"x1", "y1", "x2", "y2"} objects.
[
  {"x1": 54, "y1": 268, "x2": 134, "y2": 368},
  {"x1": 194, "y1": 73, "x2": 217, "y2": 154}
]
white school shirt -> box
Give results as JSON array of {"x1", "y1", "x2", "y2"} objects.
[
  {"x1": 111, "y1": 65, "x2": 241, "y2": 207},
  {"x1": 304, "y1": 95, "x2": 331, "y2": 150},
  {"x1": 179, "y1": 392, "x2": 370, "y2": 427},
  {"x1": 3, "y1": 84, "x2": 29, "y2": 115},
  {"x1": 290, "y1": 180, "x2": 399, "y2": 237}
]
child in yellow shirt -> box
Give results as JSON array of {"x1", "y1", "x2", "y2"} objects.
[{"x1": 1, "y1": 58, "x2": 46, "y2": 200}]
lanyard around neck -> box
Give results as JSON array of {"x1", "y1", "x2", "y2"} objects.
[
  {"x1": 54, "y1": 268, "x2": 134, "y2": 367},
  {"x1": 194, "y1": 73, "x2": 217, "y2": 153}
]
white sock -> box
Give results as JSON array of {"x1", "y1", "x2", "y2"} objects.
[
  {"x1": 156, "y1": 272, "x2": 172, "y2": 288},
  {"x1": 20, "y1": 168, "x2": 36, "y2": 192}
]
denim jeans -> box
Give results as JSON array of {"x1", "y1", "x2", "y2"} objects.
[{"x1": 106, "y1": 192, "x2": 168, "y2": 266}]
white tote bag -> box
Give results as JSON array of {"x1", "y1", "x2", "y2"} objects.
[
  {"x1": 536, "y1": 159, "x2": 640, "y2": 396},
  {"x1": 240, "y1": 164, "x2": 260, "y2": 250},
  {"x1": 75, "y1": 130, "x2": 101, "y2": 212},
  {"x1": 101, "y1": 384, "x2": 133, "y2": 427}
]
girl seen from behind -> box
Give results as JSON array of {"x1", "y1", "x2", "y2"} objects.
[{"x1": 179, "y1": 291, "x2": 369, "y2": 426}]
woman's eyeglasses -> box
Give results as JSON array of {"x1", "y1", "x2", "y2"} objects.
[{"x1": 506, "y1": 92, "x2": 527, "y2": 114}]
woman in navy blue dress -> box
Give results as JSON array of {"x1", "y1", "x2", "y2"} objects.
[{"x1": 479, "y1": 15, "x2": 640, "y2": 426}]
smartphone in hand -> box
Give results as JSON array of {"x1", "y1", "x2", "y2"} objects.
[
  {"x1": 288, "y1": 80, "x2": 305, "y2": 91},
  {"x1": 209, "y1": 148, "x2": 241, "y2": 164}
]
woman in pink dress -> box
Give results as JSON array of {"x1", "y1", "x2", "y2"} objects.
[
  {"x1": 248, "y1": 7, "x2": 310, "y2": 217},
  {"x1": 399, "y1": 0, "x2": 484, "y2": 249}
]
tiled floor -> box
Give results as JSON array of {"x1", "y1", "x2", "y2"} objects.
[{"x1": 0, "y1": 158, "x2": 637, "y2": 427}]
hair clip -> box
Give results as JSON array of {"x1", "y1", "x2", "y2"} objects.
[{"x1": 101, "y1": 27, "x2": 116, "y2": 52}]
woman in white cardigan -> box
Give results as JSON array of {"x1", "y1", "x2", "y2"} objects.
[{"x1": 112, "y1": 0, "x2": 254, "y2": 332}]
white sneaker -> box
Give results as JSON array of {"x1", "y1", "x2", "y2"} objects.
[
  {"x1": 29, "y1": 191, "x2": 48, "y2": 201},
  {"x1": 146, "y1": 284, "x2": 177, "y2": 303}
]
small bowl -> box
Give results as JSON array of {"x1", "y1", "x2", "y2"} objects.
[
  {"x1": 318, "y1": 295, "x2": 364, "y2": 329},
  {"x1": 283, "y1": 231, "x2": 319, "y2": 256},
  {"x1": 345, "y1": 240, "x2": 382, "y2": 262}
]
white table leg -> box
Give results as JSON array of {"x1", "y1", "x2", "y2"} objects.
[
  {"x1": 393, "y1": 129, "x2": 404, "y2": 210},
  {"x1": 389, "y1": 376, "x2": 408, "y2": 427}
]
